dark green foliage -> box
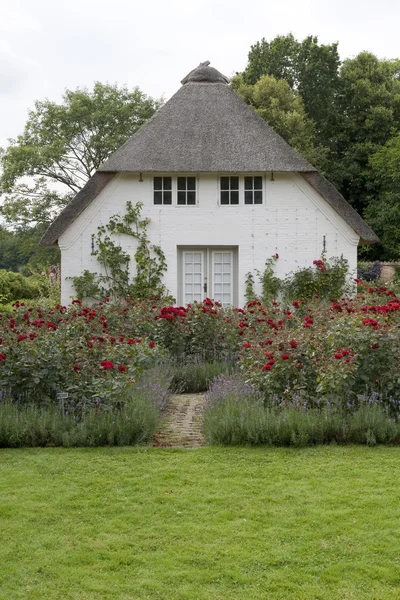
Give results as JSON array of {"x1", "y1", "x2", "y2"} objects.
[
  {"x1": 231, "y1": 73, "x2": 325, "y2": 169},
  {"x1": 282, "y1": 255, "x2": 349, "y2": 301},
  {"x1": 0, "y1": 224, "x2": 60, "y2": 271},
  {"x1": 242, "y1": 34, "x2": 341, "y2": 149},
  {"x1": 0, "y1": 269, "x2": 41, "y2": 303},
  {"x1": 331, "y1": 52, "x2": 400, "y2": 215}
]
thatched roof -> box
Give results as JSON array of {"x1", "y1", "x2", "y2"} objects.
[
  {"x1": 300, "y1": 173, "x2": 379, "y2": 245},
  {"x1": 98, "y1": 64, "x2": 315, "y2": 173},
  {"x1": 40, "y1": 62, "x2": 379, "y2": 246},
  {"x1": 40, "y1": 173, "x2": 115, "y2": 247}
]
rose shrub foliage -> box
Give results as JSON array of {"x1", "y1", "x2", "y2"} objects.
[{"x1": 1, "y1": 262, "x2": 400, "y2": 428}]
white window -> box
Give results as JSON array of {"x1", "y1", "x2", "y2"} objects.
[
  {"x1": 244, "y1": 176, "x2": 263, "y2": 204},
  {"x1": 177, "y1": 177, "x2": 196, "y2": 205},
  {"x1": 153, "y1": 177, "x2": 172, "y2": 205},
  {"x1": 220, "y1": 177, "x2": 239, "y2": 205}
]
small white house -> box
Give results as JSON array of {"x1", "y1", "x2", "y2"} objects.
[{"x1": 41, "y1": 62, "x2": 378, "y2": 306}]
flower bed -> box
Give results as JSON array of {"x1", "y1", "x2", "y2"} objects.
[{"x1": 1, "y1": 277, "x2": 400, "y2": 446}]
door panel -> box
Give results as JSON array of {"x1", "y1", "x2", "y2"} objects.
[
  {"x1": 183, "y1": 251, "x2": 204, "y2": 304},
  {"x1": 212, "y1": 251, "x2": 233, "y2": 306}
]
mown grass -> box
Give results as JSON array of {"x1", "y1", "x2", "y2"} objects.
[{"x1": 1, "y1": 447, "x2": 400, "y2": 599}]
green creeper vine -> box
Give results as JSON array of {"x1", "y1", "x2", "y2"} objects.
[
  {"x1": 245, "y1": 254, "x2": 281, "y2": 305},
  {"x1": 70, "y1": 201, "x2": 170, "y2": 300}
]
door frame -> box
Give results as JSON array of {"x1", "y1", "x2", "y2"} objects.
[{"x1": 177, "y1": 246, "x2": 238, "y2": 306}]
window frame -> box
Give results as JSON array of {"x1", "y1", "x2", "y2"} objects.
[
  {"x1": 219, "y1": 176, "x2": 240, "y2": 206},
  {"x1": 177, "y1": 176, "x2": 197, "y2": 206},
  {"x1": 244, "y1": 176, "x2": 263, "y2": 205},
  {"x1": 153, "y1": 176, "x2": 172, "y2": 205}
]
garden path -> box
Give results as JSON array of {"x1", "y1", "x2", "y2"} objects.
[{"x1": 153, "y1": 393, "x2": 205, "y2": 448}]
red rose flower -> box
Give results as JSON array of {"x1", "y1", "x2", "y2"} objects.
[
  {"x1": 291, "y1": 301, "x2": 299, "y2": 309},
  {"x1": 17, "y1": 334, "x2": 28, "y2": 342},
  {"x1": 371, "y1": 343, "x2": 379, "y2": 349},
  {"x1": 242, "y1": 342, "x2": 251, "y2": 348},
  {"x1": 87, "y1": 341, "x2": 93, "y2": 348},
  {"x1": 100, "y1": 360, "x2": 114, "y2": 370},
  {"x1": 117, "y1": 365, "x2": 127, "y2": 372},
  {"x1": 289, "y1": 340, "x2": 298, "y2": 348},
  {"x1": 334, "y1": 353, "x2": 343, "y2": 359},
  {"x1": 281, "y1": 354, "x2": 290, "y2": 360},
  {"x1": 149, "y1": 341, "x2": 155, "y2": 349},
  {"x1": 73, "y1": 365, "x2": 81, "y2": 371},
  {"x1": 262, "y1": 364, "x2": 272, "y2": 371},
  {"x1": 0, "y1": 353, "x2": 6, "y2": 361}
]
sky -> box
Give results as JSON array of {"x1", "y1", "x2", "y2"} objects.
[{"x1": 1, "y1": 0, "x2": 400, "y2": 151}]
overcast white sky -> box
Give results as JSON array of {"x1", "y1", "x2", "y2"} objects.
[{"x1": 1, "y1": 0, "x2": 400, "y2": 150}]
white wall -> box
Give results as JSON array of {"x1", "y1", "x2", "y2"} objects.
[{"x1": 58, "y1": 172, "x2": 359, "y2": 305}]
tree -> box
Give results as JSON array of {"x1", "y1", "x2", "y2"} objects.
[
  {"x1": 329, "y1": 52, "x2": 400, "y2": 214},
  {"x1": 231, "y1": 74, "x2": 327, "y2": 170},
  {"x1": 0, "y1": 224, "x2": 60, "y2": 271},
  {"x1": 242, "y1": 35, "x2": 341, "y2": 146},
  {"x1": 364, "y1": 135, "x2": 400, "y2": 258},
  {"x1": 0, "y1": 82, "x2": 162, "y2": 230}
]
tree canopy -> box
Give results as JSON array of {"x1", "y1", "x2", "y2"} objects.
[
  {"x1": 0, "y1": 82, "x2": 161, "y2": 270},
  {"x1": 242, "y1": 34, "x2": 341, "y2": 148},
  {"x1": 231, "y1": 74, "x2": 327, "y2": 169},
  {"x1": 0, "y1": 82, "x2": 161, "y2": 231}
]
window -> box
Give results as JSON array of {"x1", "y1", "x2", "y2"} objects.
[
  {"x1": 153, "y1": 177, "x2": 172, "y2": 205},
  {"x1": 244, "y1": 176, "x2": 263, "y2": 204},
  {"x1": 220, "y1": 176, "x2": 239, "y2": 205},
  {"x1": 177, "y1": 177, "x2": 196, "y2": 205}
]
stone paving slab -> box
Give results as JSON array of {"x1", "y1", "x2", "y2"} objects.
[{"x1": 152, "y1": 393, "x2": 205, "y2": 448}]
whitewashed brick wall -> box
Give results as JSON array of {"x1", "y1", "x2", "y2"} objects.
[{"x1": 58, "y1": 172, "x2": 359, "y2": 305}]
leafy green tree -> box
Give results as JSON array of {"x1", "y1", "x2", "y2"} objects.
[
  {"x1": 0, "y1": 224, "x2": 60, "y2": 271},
  {"x1": 242, "y1": 35, "x2": 341, "y2": 146},
  {"x1": 330, "y1": 52, "x2": 400, "y2": 214},
  {"x1": 231, "y1": 74, "x2": 327, "y2": 169},
  {"x1": 0, "y1": 82, "x2": 162, "y2": 229},
  {"x1": 364, "y1": 135, "x2": 400, "y2": 258}
]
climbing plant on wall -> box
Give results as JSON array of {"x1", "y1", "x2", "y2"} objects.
[{"x1": 70, "y1": 201, "x2": 169, "y2": 301}]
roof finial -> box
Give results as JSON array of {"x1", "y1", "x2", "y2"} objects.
[{"x1": 181, "y1": 62, "x2": 229, "y2": 85}]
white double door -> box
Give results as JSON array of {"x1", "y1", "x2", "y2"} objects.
[{"x1": 181, "y1": 248, "x2": 236, "y2": 306}]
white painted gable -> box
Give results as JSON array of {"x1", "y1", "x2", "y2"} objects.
[{"x1": 59, "y1": 172, "x2": 359, "y2": 305}]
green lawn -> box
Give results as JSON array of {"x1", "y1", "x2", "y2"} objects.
[{"x1": 1, "y1": 447, "x2": 400, "y2": 599}]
